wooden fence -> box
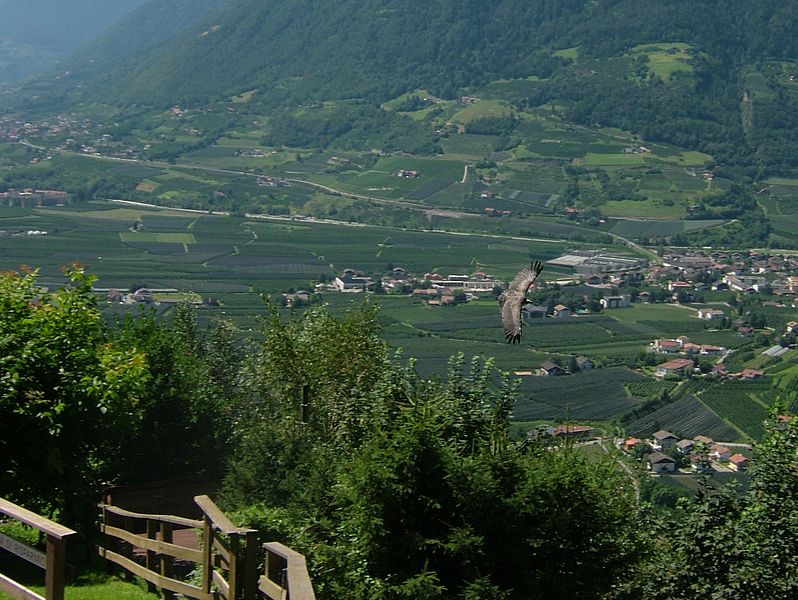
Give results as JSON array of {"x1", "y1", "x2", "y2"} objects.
[
  {"x1": 98, "y1": 494, "x2": 314, "y2": 600},
  {"x1": 0, "y1": 497, "x2": 76, "y2": 600}
]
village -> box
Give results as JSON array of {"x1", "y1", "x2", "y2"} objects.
[
  {"x1": 292, "y1": 246, "x2": 798, "y2": 356},
  {"x1": 633, "y1": 429, "x2": 753, "y2": 476},
  {"x1": 525, "y1": 421, "x2": 756, "y2": 479}
]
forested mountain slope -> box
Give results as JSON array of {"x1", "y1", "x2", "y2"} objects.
[
  {"x1": 8, "y1": 0, "x2": 798, "y2": 172},
  {"x1": 23, "y1": 0, "x2": 796, "y2": 102},
  {"x1": 60, "y1": 0, "x2": 229, "y2": 86}
]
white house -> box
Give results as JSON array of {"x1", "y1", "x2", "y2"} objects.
[{"x1": 698, "y1": 308, "x2": 725, "y2": 320}]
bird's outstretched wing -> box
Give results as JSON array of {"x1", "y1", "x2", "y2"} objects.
[
  {"x1": 501, "y1": 261, "x2": 544, "y2": 344},
  {"x1": 507, "y1": 261, "x2": 544, "y2": 295},
  {"x1": 501, "y1": 294, "x2": 524, "y2": 343}
]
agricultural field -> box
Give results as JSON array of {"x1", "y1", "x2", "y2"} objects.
[
  {"x1": 513, "y1": 367, "x2": 648, "y2": 421},
  {"x1": 2, "y1": 85, "x2": 759, "y2": 248},
  {"x1": 610, "y1": 219, "x2": 725, "y2": 238},
  {"x1": 627, "y1": 43, "x2": 696, "y2": 80},
  {"x1": 697, "y1": 381, "x2": 776, "y2": 441},
  {"x1": 626, "y1": 395, "x2": 742, "y2": 441},
  {"x1": 625, "y1": 379, "x2": 676, "y2": 400},
  {"x1": 3, "y1": 197, "x2": 765, "y2": 383}
]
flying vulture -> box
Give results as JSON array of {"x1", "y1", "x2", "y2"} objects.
[{"x1": 499, "y1": 261, "x2": 544, "y2": 344}]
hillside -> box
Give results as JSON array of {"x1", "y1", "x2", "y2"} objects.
[
  {"x1": 3, "y1": 0, "x2": 798, "y2": 251},
  {"x1": 21, "y1": 0, "x2": 579, "y2": 107},
  {"x1": 9, "y1": 0, "x2": 798, "y2": 176}
]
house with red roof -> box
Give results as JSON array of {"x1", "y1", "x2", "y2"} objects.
[
  {"x1": 729, "y1": 454, "x2": 749, "y2": 471},
  {"x1": 655, "y1": 358, "x2": 694, "y2": 378}
]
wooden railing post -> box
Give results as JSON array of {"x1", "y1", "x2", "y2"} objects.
[
  {"x1": 260, "y1": 542, "x2": 316, "y2": 600},
  {"x1": 160, "y1": 521, "x2": 176, "y2": 600},
  {"x1": 45, "y1": 534, "x2": 67, "y2": 600},
  {"x1": 146, "y1": 519, "x2": 158, "y2": 594},
  {"x1": 243, "y1": 530, "x2": 258, "y2": 600},
  {"x1": 201, "y1": 514, "x2": 213, "y2": 596},
  {"x1": 123, "y1": 515, "x2": 135, "y2": 582},
  {"x1": 228, "y1": 533, "x2": 240, "y2": 600}
]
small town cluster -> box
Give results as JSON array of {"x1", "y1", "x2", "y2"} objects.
[
  {"x1": 299, "y1": 246, "x2": 798, "y2": 344},
  {"x1": 309, "y1": 247, "x2": 798, "y2": 308},
  {"x1": 628, "y1": 429, "x2": 752, "y2": 475},
  {"x1": 527, "y1": 423, "x2": 754, "y2": 476}
]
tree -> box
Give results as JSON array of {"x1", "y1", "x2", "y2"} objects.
[
  {"x1": 110, "y1": 304, "x2": 241, "y2": 485},
  {"x1": 223, "y1": 307, "x2": 642, "y2": 598},
  {"x1": 0, "y1": 267, "x2": 148, "y2": 532}
]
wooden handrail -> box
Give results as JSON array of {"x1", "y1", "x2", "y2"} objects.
[
  {"x1": 194, "y1": 495, "x2": 255, "y2": 536},
  {"x1": 0, "y1": 498, "x2": 75, "y2": 540},
  {"x1": 100, "y1": 504, "x2": 203, "y2": 529},
  {"x1": 260, "y1": 542, "x2": 315, "y2": 600},
  {"x1": 0, "y1": 497, "x2": 76, "y2": 600}
]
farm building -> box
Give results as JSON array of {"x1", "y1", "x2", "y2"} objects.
[
  {"x1": 550, "y1": 424, "x2": 593, "y2": 439},
  {"x1": 539, "y1": 361, "x2": 568, "y2": 376},
  {"x1": 655, "y1": 358, "x2": 694, "y2": 378},
  {"x1": 652, "y1": 430, "x2": 678, "y2": 450},
  {"x1": 729, "y1": 454, "x2": 749, "y2": 471},
  {"x1": 0, "y1": 188, "x2": 71, "y2": 207},
  {"x1": 548, "y1": 250, "x2": 646, "y2": 275},
  {"x1": 698, "y1": 308, "x2": 725, "y2": 320},
  {"x1": 712, "y1": 363, "x2": 729, "y2": 377},
  {"x1": 648, "y1": 452, "x2": 677, "y2": 474},
  {"x1": 523, "y1": 305, "x2": 548, "y2": 319},
  {"x1": 700, "y1": 345, "x2": 725, "y2": 356},
  {"x1": 738, "y1": 369, "x2": 764, "y2": 381},
  {"x1": 600, "y1": 295, "x2": 631, "y2": 309},
  {"x1": 710, "y1": 444, "x2": 731, "y2": 462},
  {"x1": 624, "y1": 437, "x2": 643, "y2": 452},
  {"x1": 763, "y1": 345, "x2": 790, "y2": 359},
  {"x1": 668, "y1": 281, "x2": 693, "y2": 292},
  {"x1": 653, "y1": 339, "x2": 682, "y2": 353},
  {"x1": 334, "y1": 274, "x2": 374, "y2": 292},
  {"x1": 682, "y1": 342, "x2": 702, "y2": 354},
  {"x1": 553, "y1": 304, "x2": 571, "y2": 318}
]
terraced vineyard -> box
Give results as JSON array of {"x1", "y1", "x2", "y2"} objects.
[
  {"x1": 513, "y1": 367, "x2": 646, "y2": 421},
  {"x1": 626, "y1": 395, "x2": 741, "y2": 441},
  {"x1": 698, "y1": 381, "x2": 775, "y2": 441},
  {"x1": 625, "y1": 379, "x2": 676, "y2": 400}
]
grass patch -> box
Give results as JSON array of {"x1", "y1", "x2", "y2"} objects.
[
  {"x1": 659, "y1": 151, "x2": 712, "y2": 166},
  {"x1": 120, "y1": 232, "x2": 196, "y2": 244},
  {"x1": 628, "y1": 43, "x2": 695, "y2": 80},
  {"x1": 553, "y1": 47, "x2": 579, "y2": 60},
  {"x1": 452, "y1": 100, "x2": 513, "y2": 123},
  {"x1": 135, "y1": 180, "x2": 159, "y2": 193},
  {"x1": 230, "y1": 89, "x2": 257, "y2": 103},
  {"x1": 583, "y1": 153, "x2": 647, "y2": 166},
  {"x1": 602, "y1": 200, "x2": 685, "y2": 219},
  {"x1": 0, "y1": 572, "x2": 157, "y2": 600}
]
